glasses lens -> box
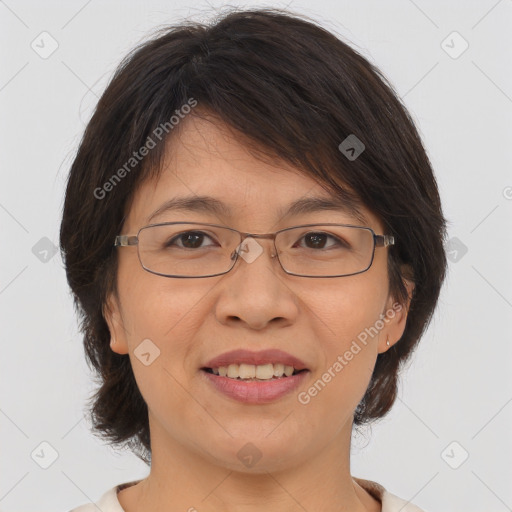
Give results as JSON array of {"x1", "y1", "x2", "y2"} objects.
[
  {"x1": 276, "y1": 225, "x2": 375, "y2": 277},
  {"x1": 137, "y1": 223, "x2": 240, "y2": 277},
  {"x1": 136, "y1": 223, "x2": 376, "y2": 278}
]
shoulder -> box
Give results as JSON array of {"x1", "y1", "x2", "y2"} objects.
[
  {"x1": 353, "y1": 477, "x2": 427, "y2": 512},
  {"x1": 68, "y1": 486, "x2": 120, "y2": 512},
  {"x1": 68, "y1": 480, "x2": 142, "y2": 512}
]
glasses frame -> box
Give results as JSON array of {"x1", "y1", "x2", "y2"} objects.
[{"x1": 114, "y1": 221, "x2": 395, "y2": 279}]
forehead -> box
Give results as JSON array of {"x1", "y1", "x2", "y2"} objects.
[{"x1": 124, "y1": 114, "x2": 380, "y2": 231}]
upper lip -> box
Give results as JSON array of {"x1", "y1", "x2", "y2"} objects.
[{"x1": 203, "y1": 349, "x2": 308, "y2": 371}]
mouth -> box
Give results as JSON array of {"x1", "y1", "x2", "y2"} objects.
[
  {"x1": 200, "y1": 349, "x2": 310, "y2": 404},
  {"x1": 201, "y1": 363, "x2": 307, "y2": 381}
]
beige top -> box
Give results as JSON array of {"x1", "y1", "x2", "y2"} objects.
[{"x1": 69, "y1": 477, "x2": 425, "y2": 511}]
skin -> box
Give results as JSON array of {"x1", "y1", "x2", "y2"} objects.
[{"x1": 105, "y1": 113, "x2": 414, "y2": 512}]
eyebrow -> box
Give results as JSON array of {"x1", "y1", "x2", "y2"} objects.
[{"x1": 146, "y1": 194, "x2": 368, "y2": 225}]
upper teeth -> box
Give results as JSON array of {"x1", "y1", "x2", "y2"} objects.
[{"x1": 212, "y1": 363, "x2": 296, "y2": 380}]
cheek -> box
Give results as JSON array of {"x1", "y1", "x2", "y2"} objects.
[
  {"x1": 297, "y1": 286, "x2": 384, "y2": 428},
  {"x1": 298, "y1": 267, "x2": 388, "y2": 406},
  {"x1": 306, "y1": 269, "x2": 389, "y2": 344},
  {"x1": 116, "y1": 275, "x2": 208, "y2": 415},
  {"x1": 117, "y1": 252, "x2": 209, "y2": 341},
  {"x1": 298, "y1": 347, "x2": 376, "y2": 437}
]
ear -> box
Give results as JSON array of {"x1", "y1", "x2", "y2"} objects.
[
  {"x1": 378, "y1": 274, "x2": 415, "y2": 354},
  {"x1": 103, "y1": 292, "x2": 129, "y2": 355}
]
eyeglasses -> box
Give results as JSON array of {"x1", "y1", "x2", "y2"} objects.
[{"x1": 114, "y1": 222, "x2": 395, "y2": 278}]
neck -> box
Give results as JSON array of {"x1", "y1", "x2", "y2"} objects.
[{"x1": 118, "y1": 414, "x2": 380, "y2": 512}]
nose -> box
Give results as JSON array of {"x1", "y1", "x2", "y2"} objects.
[{"x1": 215, "y1": 236, "x2": 299, "y2": 330}]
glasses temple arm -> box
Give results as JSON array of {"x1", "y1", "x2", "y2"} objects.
[
  {"x1": 114, "y1": 235, "x2": 138, "y2": 246},
  {"x1": 375, "y1": 234, "x2": 395, "y2": 247}
]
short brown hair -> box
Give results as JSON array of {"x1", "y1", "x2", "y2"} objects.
[{"x1": 60, "y1": 7, "x2": 447, "y2": 464}]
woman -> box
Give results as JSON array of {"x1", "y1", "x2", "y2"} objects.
[{"x1": 61, "y1": 7, "x2": 446, "y2": 512}]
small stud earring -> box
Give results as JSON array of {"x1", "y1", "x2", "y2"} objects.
[{"x1": 386, "y1": 336, "x2": 390, "y2": 346}]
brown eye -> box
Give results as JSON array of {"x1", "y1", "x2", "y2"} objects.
[
  {"x1": 304, "y1": 233, "x2": 328, "y2": 249},
  {"x1": 294, "y1": 232, "x2": 349, "y2": 250},
  {"x1": 166, "y1": 231, "x2": 216, "y2": 249}
]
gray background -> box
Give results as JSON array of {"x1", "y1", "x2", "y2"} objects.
[{"x1": 1, "y1": 1, "x2": 511, "y2": 511}]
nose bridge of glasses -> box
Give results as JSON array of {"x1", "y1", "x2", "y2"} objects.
[{"x1": 232, "y1": 232, "x2": 278, "y2": 261}]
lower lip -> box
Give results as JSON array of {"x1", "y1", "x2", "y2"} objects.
[{"x1": 201, "y1": 369, "x2": 309, "y2": 404}]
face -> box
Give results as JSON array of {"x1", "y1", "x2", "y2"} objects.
[{"x1": 105, "y1": 114, "x2": 411, "y2": 473}]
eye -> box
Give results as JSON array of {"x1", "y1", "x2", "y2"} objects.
[
  {"x1": 294, "y1": 232, "x2": 350, "y2": 250},
  {"x1": 166, "y1": 231, "x2": 218, "y2": 249}
]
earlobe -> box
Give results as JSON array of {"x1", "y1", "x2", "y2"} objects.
[{"x1": 103, "y1": 294, "x2": 129, "y2": 355}]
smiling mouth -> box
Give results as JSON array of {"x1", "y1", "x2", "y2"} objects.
[{"x1": 202, "y1": 363, "x2": 307, "y2": 381}]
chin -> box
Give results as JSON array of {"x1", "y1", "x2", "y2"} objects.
[{"x1": 198, "y1": 429, "x2": 307, "y2": 473}]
